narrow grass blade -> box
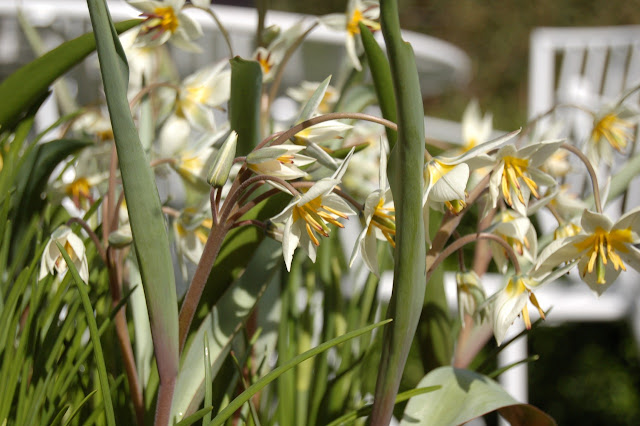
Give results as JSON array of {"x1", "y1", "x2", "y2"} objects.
[
  {"x1": 229, "y1": 57, "x2": 262, "y2": 156},
  {"x1": 208, "y1": 319, "x2": 392, "y2": 426},
  {"x1": 55, "y1": 241, "x2": 115, "y2": 426}
]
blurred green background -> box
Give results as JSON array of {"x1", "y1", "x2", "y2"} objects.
[{"x1": 264, "y1": 0, "x2": 640, "y2": 424}]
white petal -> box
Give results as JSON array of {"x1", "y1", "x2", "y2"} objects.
[
  {"x1": 282, "y1": 216, "x2": 299, "y2": 271},
  {"x1": 430, "y1": 163, "x2": 469, "y2": 202},
  {"x1": 578, "y1": 256, "x2": 620, "y2": 296},
  {"x1": 492, "y1": 283, "x2": 529, "y2": 345},
  {"x1": 580, "y1": 209, "x2": 614, "y2": 233}
]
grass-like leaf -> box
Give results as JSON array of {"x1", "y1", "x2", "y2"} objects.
[
  {"x1": 208, "y1": 319, "x2": 392, "y2": 426},
  {"x1": 55, "y1": 241, "x2": 115, "y2": 426}
]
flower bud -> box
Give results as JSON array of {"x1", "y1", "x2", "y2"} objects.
[
  {"x1": 108, "y1": 225, "x2": 133, "y2": 248},
  {"x1": 207, "y1": 131, "x2": 237, "y2": 188}
]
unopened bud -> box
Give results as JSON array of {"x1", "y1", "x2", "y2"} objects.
[
  {"x1": 207, "y1": 131, "x2": 237, "y2": 188},
  {"x1": 108, "y1": 225, "x2": 133, "y2": 248}
]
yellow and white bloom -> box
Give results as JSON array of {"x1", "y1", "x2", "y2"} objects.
[
  {"x1": 488, "y1": 210, "x2": 537, "y2": 274},
  {"x1": 349, "y1": 144, "x2": 394, "y2": 276},
  {"x1": 253, "y1": 21, "x2": 305, "y2": 81},
  {"x1": 489, "y1": 139, "x2": 562, "y2": 216},
  {"x1": 173, "y1": 207, "x2": 212, "y2": 264},
  {"x1": 174, "y1": 61, "x2": 231, "y2": 132},
  {"x1": 247, "y1": 144, "x2": 315, "y2": 181},
  {"x1": 492, "y1": 274, "x2": 545, "y2": 345},
  {"x1": 320, "y1": 0, "x2": 380, "y2": 71},
  {"x1": 586, "y1": 103, "x2": 638, "y2": 166},
  {"x1": 461, "y1": 99, "x2": 493, "y2": 152},
  {"x1": 535, "y1": 207, "x2": 640, "y2": 295},
  {"x1": 271, "y1": 151, "x2": 356, "y2": 270},
  {"x1": 422, "y1": 130, "x2": 519, "y2": 244},
  {"x1": 129, "y1": 0, "x2": 203, "y2": 52},
  {"x1": 287, "y1": 81, "x2": 339, "y2": 114},
  {"x1": 39, "y1": 226, "x2": 89, "y2": 283}
]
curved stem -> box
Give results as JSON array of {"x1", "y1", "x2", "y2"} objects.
[
  {"x1": 520, "y1": 103, "x2": 595, "y2": 141},
  {"x1": 201, "y1": 7, "x2": 234, "y2": 57},
  {"x1": 267, "y1": 22, "x2": 319, "y2": 111},
  {"x1": 231, "y1": 188, "x2": 282, "y2": 221},
  {"x1": 429, "y1": 232, "x2": 522, "y2": 276},
  {"x1": 221, "y1": 175, "x2": 299, "y2": 223},
  {"x1": 67, "y1": 217, "x2": 107, "y2": 263},
  {"x1": 230, "y1": 219, "x2": 268, "y2": 230},
  {"x1": 263, "y1": 112, "x2": 397, "y2": 150},
  {"x1": 128, "y1": 82, "x2": 179, "y2": 110},
  {"x1": 561, "y1": 142, "x2": 602, "y2": 213},
  {"x1": 150, "y1": 158, "x2": 177, "y2": 168}
]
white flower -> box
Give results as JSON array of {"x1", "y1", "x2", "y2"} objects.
[
  {"x1": 271, "y1": 150, "x2": 356, "y2": 270},
  {"x1": 175, "y1": 61, "x2": 231, "y2": 132},
  {"x1": 461, "y1": 99, "x2": 493, "y2": 151},
  {"x1": 422, "y1": 130, "x2": 519, "y2": 244},
  {"x1": 287, "y1": 81, "x2": 339, "y2": 114},
  {"x1": 488, "y1": 139, "x2": 562, "y2": 216},
  {"x1": 128, "y1": 0, "x2": 203, "y2": 52},
  {"x1": 488, "y1": 210, "x2": 537, "y2": 274},
  {"x1": 39, "y1": 226, "x2": 89, "y2": 283},
  {"x1": 320, "y1": 0, "x2": 380, "y2": 71},
  {"x1": 349, "y1": 144, "x2": 394, "y2": 276},
  {"x1": 535, "y1": 207, "x2": 640, "y2": 296},
  {"x1": 456, "y1": 271, "x2": 487, "y2": 325},
  {"x1": 492, "y1": 274, "x2": 545, "y2": 345},
  {"x1": 253, "y1": 21, "x2": 306, "y2": 81},
  {"x1": 173, "y1": 208, "x2": 212, "y2": 264},
  {"x1": 246, "y1": 144, "x2": 315, "y2": 180},
  {"x1": 586, "y1": 103, "x2": 638, "y2": 166}
]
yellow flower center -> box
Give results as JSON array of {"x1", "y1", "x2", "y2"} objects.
[
  {"x1": 155, "y1": 7, "x2": 179, "y2": 33},
  {"x1": 292, "y1": 196, "x2": 348, "y2": 246},
  {"x1": 505, "y1": 276, "x2": 545, "y2": 329},
  {"x1": 347, "y1": 7, "x2": 380, "y2": 35},
  {"x1": 591, "y1": 113, "x2": 634, "y2": 152},
  {"x1": 185, "y1": 85, "x2": 212, "y2": 105},
  {"x1": 66, "y1": 177, "x2": 91, "y2": 200},
  {"x1": 573, "y1": 226, "x2": 633, "y2": 284},
  {"x1": 55, "y1": 241, "x2": 78, "y2": 270},
  {"x1": 501, "y1": 156, "x2": 539, "y2": 206},
  {"x1": 369, "y1": 198, "x2": 396, "y2": 247},
  {"x1": 256, "y1": 51, "x2": 273, "y2": 76}
]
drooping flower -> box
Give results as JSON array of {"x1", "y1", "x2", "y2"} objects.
[
  {"x1": 535, "y1": 207, "x2": 640, "y2": 295},
  {"x1": 253, "y1": 21, "x2": 305, "y2": 81},
  {"x1": 349, "y1": 144, "x2": 394, "y2": 276},
  {"x1": 246, "y1": 144, "x2": 315, "y2": 180},
  {"x1": 422, "y1": 130, "x2": 519, "y2": 244},
  {"x1": 488, "y1": 210, "x2": 537, "y2": 274},
  {"x1": 271, "y1": 150, "x2": 356, "y2": 270},
  {"x1": 456, "y1": 270, "x2": 487, "y2": 325},
  {"x1": 39, "y1": 226, "x2": 89, "y2": 283},
  {"x1": 287, "y1": 81, "x2": 339, "y2": 114},
  {"x1": 320, "y1": 0, "x2": 380, "y2": 71},
  {"x1": 129, "y1": 0, "x2": 203, "y2": 52},
  {"x1": 492, "y1": 274, "x2": 545, "y2": 345},
  {"x1": 175, "y1": 61, "x2": 231, "y2": 132},
  {"x1": 488, "y1": 139, "x2": 562, "y2": 216},
  {"x1": 586, "y1": 104, "x2": 638, "y2": 166}
]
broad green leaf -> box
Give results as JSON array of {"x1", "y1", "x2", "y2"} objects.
[
  {"x1": 55, "y1": 242, "x2": 116, "y2": 426},
  {"x1": 360, "y1": 23, "x2": 397, "y2": 147},
  {"x1": 400, "y1": 367, "x2": 556, "y2": 426},
  {"x1": 172, "y1": 239, "x2": 281, "y2": 421},
  {"x1": 0, "y1": 19, "x2": 139, "y2": 129},
  {"x1": 327, "y1": 386, "x2": 440, "y2": 426},
  {"x1": 86, "y1": 0, "x2": 179, "y2": 419},
  {"x1": 229, "y1": 57, "x2": 262, "y2": 156},
  {"x1": 370, "y1": 0, "x2": 427, "y2": 423},
  {"x1": 208, "y1": 319, "x2": 392, "y2": 426}
]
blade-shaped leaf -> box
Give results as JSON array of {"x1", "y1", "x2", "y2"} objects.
[
  {"x1": 370, "y1": 0, "x2": 427, "y2": 423},
  {"x1": 400, "y1": 366, "x2": 556, "y2": 426},
  {"x1": 208, "y1": 319, "x2": 392, "y2": 426},
  {"x1": 85, "y1": 1, "x2": 179, "y2": 422},
  {"x1": 0, "y1": 19, "x2": 139, "y2": 129},
  {"x1": 296, "y1": 75, "x2": 332, "y2": 123}
]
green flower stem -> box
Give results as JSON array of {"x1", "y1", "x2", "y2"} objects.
[
  {"x1": 561, "y1": 142, "x2": 602, "y2": 213},
  {"x1": 266, "y1": 112, "x2": 397, "y2": 149},
  {"x1": 229, "y1": 188, "x2": 281, "y2": 222},
  {"x1": 428, "y1": 232, "x2": 522, "y2": 276},
  {"x1": 199, "y1": 7, "x2": 234, "y2": 58}
]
